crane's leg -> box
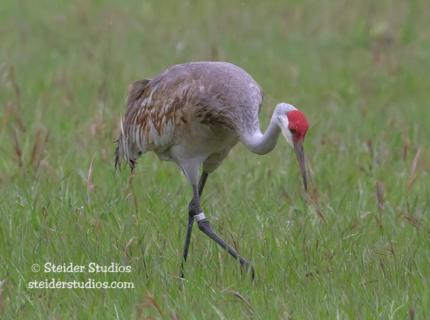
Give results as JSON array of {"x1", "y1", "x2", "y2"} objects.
[
  {"x1": 189, "y1": 179, "x2": 255, "y2": 279},
  {"x1": 180, "y1": 172, "x2": 208, "y2": 278},
  {"x1": 197, "y1": 216, "x2": 255, "y2": 279}
]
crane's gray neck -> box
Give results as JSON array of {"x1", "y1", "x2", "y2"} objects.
[
  {"x1": 240, "y1": 112, "x2": 280, "y2": 155},
  {"x1": 240, "y1": 103, "x2": 296, "y2": 155}
]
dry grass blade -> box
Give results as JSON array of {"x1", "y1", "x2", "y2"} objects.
[
  {"x1": 10, "y1": 128, "x2": 23, "y2": 168},
  {"x1": 90, "y1": 109, "x2": 105, "y2": 138},
  {"x1": 8, "y1": 67, "x2": 21, "y2": 106},
  {"x1": 7, "y1": 67, "x2": 26, "y2": 132},
  {"x1": 304, "y1": 192, "x2": 327, "y2": 224},
  {"x1": 402, "y1": 214, "x2": 420, "y2": 229},
  {"x1": 0, "y1": 279, "x2": 5, "y2": 315},
  {"x1": 402, "y1": 135, "x2": 410, "y2": 161},
  {"x1": 123, "y1": 237, "x2": 135, "y2": 259},
  {"x1": 313, "y1": 203, "x2": 327, "y2": 223},
  {"x1": 407, "y1": 148, "x2": 422, "y2": 191},
  {"x1": 409, "y1": 307, "x2": 415, "y2": 320},
  {"x1": 366, "y1": 139, "x2": 374, "y2": 158},
  {"x1": 139, "y1": 293, "x2": 164, "y2": 318},
  {"x1": 223, "y1": 289, "x2": 254, "y2": 316},
  {"x1": 29, "y1": 127, "x2": 49, "y2": 170},
  {"x1": 375, "y1": 181, "x2": 384, "y2": 212},
  {"x1": 170, "y1": 312, "x2": 180, "y2": 320},
  {"x1": 4, "y1": 101, "x2": 26, "y2": 133},
  {"x1": 86, "y1": 158, "x2": 95, "y2": 202},
  {"x1": 126, "y1": 173, "x2": 139, "y2": 215},
  {"x1": 400, "y1": 202, "x2": 421, "y2": 229}
]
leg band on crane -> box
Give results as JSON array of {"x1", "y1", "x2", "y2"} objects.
[{"x1": 194, "y1": 212, "x2": 206, "y2": 222}]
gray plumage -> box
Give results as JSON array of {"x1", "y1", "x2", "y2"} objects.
[{"x1": 115, "y1": 61, "x2": 264, "y2": 182}]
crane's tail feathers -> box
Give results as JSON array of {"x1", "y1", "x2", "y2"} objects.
[
  {"x1": 115, "y1": 79, "x2": 151, "y2": 172},
  {"x1": 114, "y1": 136, "x2": 134, "y2": 171},
  {"x1": 114, "y1": 117, "x2": 127, "y2": 171}
]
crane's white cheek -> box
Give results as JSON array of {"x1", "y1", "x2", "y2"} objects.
[
  {"x1": 279, "y1": 118, "x2": 293, "y2": 147},
  {"x1": 283, "y1": 130, "x2": 294, "y2": 147}
]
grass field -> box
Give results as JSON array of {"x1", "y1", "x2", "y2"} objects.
[{"x1": 1, "y1": 0, "x2": 430, "y2": 318}]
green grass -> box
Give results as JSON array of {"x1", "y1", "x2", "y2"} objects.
[{"x1": 1, "y1": 0, "x2": 430, "y2": 318}]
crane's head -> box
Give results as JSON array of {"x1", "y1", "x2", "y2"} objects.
[{"x1": 276, "y1": 103, "x2": 309, "y2": 191}]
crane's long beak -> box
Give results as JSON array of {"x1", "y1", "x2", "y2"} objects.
[{"x1": 293, "y1": 140, "x2": 308, "y2": 192}]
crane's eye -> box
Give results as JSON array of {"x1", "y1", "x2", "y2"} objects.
[{"x1": 290, "y1": 128, "x2": 297, "y2": 135}]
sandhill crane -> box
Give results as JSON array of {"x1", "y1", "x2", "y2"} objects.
[{"x1": 115, "y1": 61, "x2": 309, "y2": 278}]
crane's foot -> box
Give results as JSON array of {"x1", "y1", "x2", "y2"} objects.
[
  {"x1": 196, "y1": 215, "x2": 255, "y2": 280},
  {"x1": 239, "y1": 259, "x2": 255, "y2": 281},
  {"x1": 179, "y1": 266, "x2": 185, "y2": 280}
]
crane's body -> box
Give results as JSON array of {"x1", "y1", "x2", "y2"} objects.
[
  {"x1": 117, "y1": 62, "x2": 266, "y2": 183},
  {"x1": 115, "y1": 61, "x2": 309, "y2": 278}
]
